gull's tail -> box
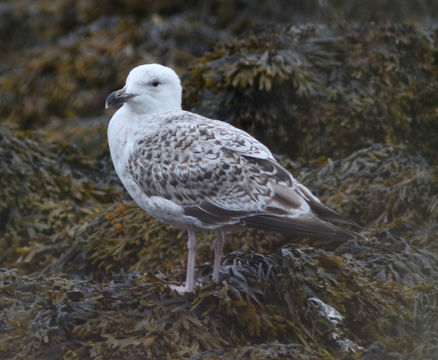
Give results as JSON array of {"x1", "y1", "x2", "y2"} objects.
[{"x1": 242, "y1": 213, "x2": 363, "y2": 242}]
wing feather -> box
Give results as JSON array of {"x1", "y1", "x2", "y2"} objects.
[
  {"x1": 242, "y1": 214, "x2": 361, "y2": 241},
  {"x1": 127, "y1": 112, "x2": 360, "y2": 239}
]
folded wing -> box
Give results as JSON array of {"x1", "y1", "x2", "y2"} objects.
[{"x1": 128, "y1": 113, "x2": 361, "y2": 241}]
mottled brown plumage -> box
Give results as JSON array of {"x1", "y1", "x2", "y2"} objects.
[{"x1": 106, "y1": 64, "x2": 362, "y2": 293}]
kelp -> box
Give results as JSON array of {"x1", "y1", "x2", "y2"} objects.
[
  {"x1": 2, "y1": 1, "x2": 438, "y2": 155},
  {"x1": 1, "y1": 1, "x2": 438, "y2": 358},
  {"x1": 0, "y1": 1, "x2": 227, "y2": 132},
  {"x1": 411, "y1": 284, "x2": 438, "y2": 359},
  {"x1": 70, "y1": 142, "x2": 433, "y2": 292},
  {"x1": 188, "y1": 23, "x2": 438, "y2": 163},
  {"x1": 1, "y1": 123, "x2": 436, "y2": 358},
  {"x1": 299, "y1": 144, "x2": 438, "y2": 252},
  {"x1": 1, "y1": 233, "x2": 436, "y2": 359},
  {"x1": 0, "y1": 125, "x2": 118, "y2": 272}
]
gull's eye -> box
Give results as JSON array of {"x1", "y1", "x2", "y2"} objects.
[{"x1": 151, "y1": 80, "x2": 160, "y2": 87}]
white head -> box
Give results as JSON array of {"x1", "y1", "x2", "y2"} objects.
[{"x1": 105, "y1": 64, "x2": 182, "y2": 115}]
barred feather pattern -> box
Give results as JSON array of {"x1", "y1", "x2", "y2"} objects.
[
  {"x1": 107, "y1": 64, "x2": 362, "y2": 292},
  {"x1": 124, "y1": 111, "x2": 357, "y2": 239}
]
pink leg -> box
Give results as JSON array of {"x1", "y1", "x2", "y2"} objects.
[
  {"x1": 184, "y1": 229, "x2": 197, "y2": 292},
  {"x1": 212, "y1": 231, "x2": 225, "y2": 283}
]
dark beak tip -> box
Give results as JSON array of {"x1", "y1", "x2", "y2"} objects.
[
  {"x1": 105, "y1": 90, "x2": 124, "y2": 110},
  {"x1": 105, "y1": 97, "x2": 114, "y2": 109},
  {"x1": 105, "y1": 89, "x2": 136, "y2": 110}
]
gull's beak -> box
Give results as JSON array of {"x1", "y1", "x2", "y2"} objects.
[{"x1": 105, "y1": 88, "x2": 135, "y2": 109}]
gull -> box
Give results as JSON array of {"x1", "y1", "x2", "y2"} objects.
[{"x1": 105, "y1": 64, "x2": 361, "y2": 293}]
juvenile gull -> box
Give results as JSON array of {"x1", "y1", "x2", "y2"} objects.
[{"x1": 105, "y1": 64, "x2": 360, "y2": 293}]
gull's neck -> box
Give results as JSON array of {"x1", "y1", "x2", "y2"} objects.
[
  {"x1": 126, "y1": 96, "x2": 182, "y2": 116},
  {"x1": 109, "y1": 105, "x2": 183, "y2": 143}
]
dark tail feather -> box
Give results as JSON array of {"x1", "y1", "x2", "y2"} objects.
[
  {"x1": 306, "y1": 198, "x2": 361, "y2": 228},
  {"x1": 242, "y1": 214, "x2": 362, "y2": 241}
]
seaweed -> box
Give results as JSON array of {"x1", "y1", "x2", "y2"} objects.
[
  {"x1": 1, "y1": 233, "x2": 436, "y2": 359},
  {"x1": 2, "y1": 124, "x2": 436, "y2": 358},
  {"x1": 0, "y1": 125, "x2": 118, "y2": 272},
  {"x1": 1, "y1": 1, "x2": 438, "y2": 358},
  {"x1": 188, "y1": 23, "x2": 438, "y2": 164}
]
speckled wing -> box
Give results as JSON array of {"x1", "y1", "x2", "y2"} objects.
[{"x1": 127, "y1": 112, "x2": 359, "y2": 240}]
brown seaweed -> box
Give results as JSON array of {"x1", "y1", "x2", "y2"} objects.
[{"x1": 1, "y1": 1, "x2": 438, "y2": 359}]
